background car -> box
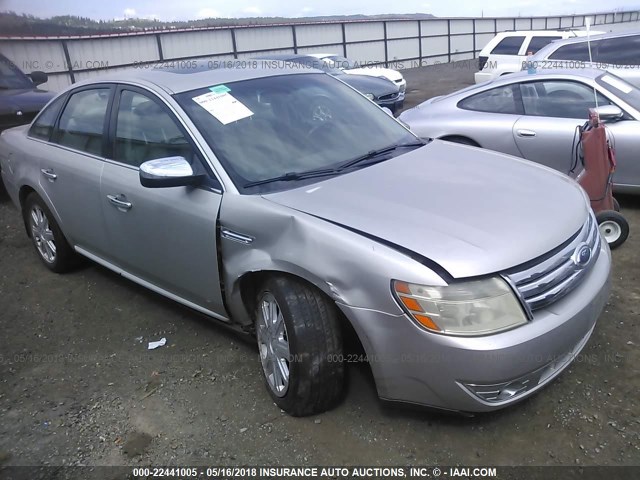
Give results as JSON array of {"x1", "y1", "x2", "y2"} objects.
[
  {"x1": 475, "y1": 29, "x2": 604, "y2": 84},
  {"x1": 257, "y1": 54, "x2": 404, "y2": 113},
  {"x1": 0, "y1": 53, "x2": 54, "y2": 133},
  {"x1": 0, "y1": 64, "x2": 609, "y2": 416},
  {"x1": 305, "y1": 52, "x2": 406, "y2": 94},
  {"x1": 400, "y1": 69, "x2": 640, "y2": 193},
  {"x1": 525, "y1": 30, "x2": 640, "y2": 87}
]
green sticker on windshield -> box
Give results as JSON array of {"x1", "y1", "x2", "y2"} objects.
[{"x1": 209, "y1": 85, "x2": 231, "y2": 94}]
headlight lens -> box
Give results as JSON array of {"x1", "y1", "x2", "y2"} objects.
[
  {"x1": 364, "y1": 93, "x2": 375, "y2": 100},
  {"x1": 392, "y1": 277, "x2": 528, "y2": 336}
]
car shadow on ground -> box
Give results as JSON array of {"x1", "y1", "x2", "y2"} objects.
[{"x1": 0, "y1": 181, "x2": 10, "y2": 203}]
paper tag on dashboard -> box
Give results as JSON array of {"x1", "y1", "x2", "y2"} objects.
[{"x1": 192, "y1": 90, "x2": 253, "y2": 125}]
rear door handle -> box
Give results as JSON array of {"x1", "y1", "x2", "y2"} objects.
[
  {"x1": 516, "y1": 129, "x2": 537, "y2": 137},
  {"x1": 107, "y1": 194, "x2": 133, "y2": 212},
  {"x1": 41, "y1": 168, "x2": 57, "y2": 182}
]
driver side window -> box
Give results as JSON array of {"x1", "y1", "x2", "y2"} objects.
[
  {"x1": 519, "y1": 80, "x2": 612, "y2": 119},
  {"x1": 113, "y1": 90, "x2": 195, "y2": 167}
]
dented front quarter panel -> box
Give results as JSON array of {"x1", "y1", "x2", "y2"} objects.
[{"x1": 218, "y1": 193, "x2": 447, "y2": 326}]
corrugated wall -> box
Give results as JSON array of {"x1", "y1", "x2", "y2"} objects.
[{"x1": 1, "y1": 10, "x2": 639, "y2": 91}]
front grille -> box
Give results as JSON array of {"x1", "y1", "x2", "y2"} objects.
[
  {"x1": 506, "y1": 214, "x2": 600, "y2": 312},
  {"x1": 379, "y1": 92, "x2": 399, "y2": 101}
]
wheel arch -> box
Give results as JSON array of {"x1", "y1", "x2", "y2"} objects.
[
  {"x1": 235, "y1": 269, "x2": 370, "y2": 362},
  {"x1": 18, "y1": 184, "x2": 39, "y2": 237}
]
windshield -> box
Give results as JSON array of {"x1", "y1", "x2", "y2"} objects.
[
  {"x1": 0, "y1": 55, "x2": 34, "y2": 90},
  {"x1": 175, "y1": 73, "x2": 416, "y2": 193},
  {"x1": 596, "y1": 73, "x2": 640, "y2": 113}
]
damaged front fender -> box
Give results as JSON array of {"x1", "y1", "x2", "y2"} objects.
[{"x1": 218, "y1": 194, "x2": 447, "y2": 326}]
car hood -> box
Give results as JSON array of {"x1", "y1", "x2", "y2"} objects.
[
  {"x1": 345, "y1": 66, "x2": 403, "y2": 82},
  {"x1": 0, "y1": 88, "x2": 55, "y2": 116},
  {"x1": 264, "y1": 140, "x2": 588, "y2": 279},
  {"x1": 336, "y1": 73, "x2": 399, "y2": 96}
]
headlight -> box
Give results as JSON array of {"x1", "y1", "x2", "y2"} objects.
[
  {"x1": 364, "y1": 93, "x2": 375, "y2": 100},
  {"x1": 392, "y1": 277, "x2": 528, "y2": 336}
]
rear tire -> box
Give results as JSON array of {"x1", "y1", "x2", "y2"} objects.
[
  {"x1": 254, "y1": 275, "x2": 344, "y2": 416},
  {"x1": 24, "y1": 193, "x2": 77, "y2": 272},
  {"x1": 596, "y1": 210, "x2": 629, "y2": 250}
]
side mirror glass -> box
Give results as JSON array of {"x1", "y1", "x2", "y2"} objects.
[
  {"x1": 593, "y1": 105, "x2": 623, "y2": 121},
  {"x1": 29, "y1": 71, "x2": 48, "y2": 86},
  {"x1": 139, "y1": 156, "x2": 202, "y2": 188}
]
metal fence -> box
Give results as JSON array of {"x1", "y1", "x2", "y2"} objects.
[{"x1": 1, "y1": 10, "x2": 639, "y2": 91}]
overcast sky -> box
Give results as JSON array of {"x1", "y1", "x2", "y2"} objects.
[{"x1": 1, "y1": 0, "x2": 639, "y2": 20}]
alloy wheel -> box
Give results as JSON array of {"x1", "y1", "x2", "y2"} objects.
[
  {"x1": 30, "y1": 206, "x2": 56, "y2": 263},
  {"x1": 256, "y1": 292, "x2": 291, "y2": 397}
]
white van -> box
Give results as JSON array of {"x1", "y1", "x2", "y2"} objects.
[{"x1": 475, "y1": 30, "x2": 604, "y2": 83}]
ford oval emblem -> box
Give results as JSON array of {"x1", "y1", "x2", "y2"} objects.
[{"x1": 572, "y1": 244, "x2": 592, "y2": 268}]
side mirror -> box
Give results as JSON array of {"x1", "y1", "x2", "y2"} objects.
[
  {"x1": 594, "y1": 105, "x2": 623, "y2": 121},
  {"x1": 139, "y1": 156, "x2": 203, "y2": 188},
  {"x1": 28, "y1": 71, "x2": 48, "y2": 86}
]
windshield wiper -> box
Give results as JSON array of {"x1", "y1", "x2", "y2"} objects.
[
  {"x1": 242, "y1": 140, "x2": 426, "y2": 189},
  {"x1": 243, "y1": 167, "x2": 339, "y2": 188},
  {"x1": 337, "y1": 141, "x2": 426, "y2": 171}
]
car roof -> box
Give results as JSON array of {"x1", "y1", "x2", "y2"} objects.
[
  {"x1": 305, "y1": 53, "x2": 340, "y2": 58},
  {"x1": 72, "y1": 60, "x2": 321, "y2": 94},
  {"x1": 495, "y1": 30, "x2": 567, "y2": 36},
  {"x1": 539, "y1": 28, "x2": 639, "y2": 45},
  {"x1": 436, "y1": 68, "x2": 606, "y2": 101},
  {"x1": 499, "y1": 68, "x2": 606, "y2": 82}
]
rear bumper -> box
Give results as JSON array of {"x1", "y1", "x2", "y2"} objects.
[
  {"x1": 474, "y1": 71, "x2": 495, "y2": 84},
  {"x1": 339, "y1": 241, "x2": 611, "y2": 412}
]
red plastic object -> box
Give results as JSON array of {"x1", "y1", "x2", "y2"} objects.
[{"x1": 576, "y1": 109, "x2": 616, "y2": 213}]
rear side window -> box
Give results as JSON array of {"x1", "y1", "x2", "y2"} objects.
[
  {"x1": 596, "y1": 35, "x2": 640, "y2": 65},
  {"x1": 458, "y1": 85, "x2": 522, "y2": 114},
  {"x1": 525, "y1": 36, "x2": 563, "y2": 54},
  {"x1": 548, "y1": 42, "x2": 595, "y2": 61},
  {"x1": 490, "y1": 36, "x2": 526, "y2": 55},
  {"x1": 28, "y1": 96, "x2": 65, "y2": 141},
  {"x1": 54, "y1": 88, "x2": 110, "y2": 156}
]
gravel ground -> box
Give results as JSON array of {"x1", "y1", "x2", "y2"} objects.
[{"x1": 0, "y1": 62, "x2": 639, "y2": 470}]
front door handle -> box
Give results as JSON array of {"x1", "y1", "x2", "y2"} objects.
[
  {"x1": 41, "y1": 168, "x2": 57, "y2": 182},
  {"x1": 516, "y1": 129, "x2": 537, "y2": 137},
  {"x1": 107, "y1": 194, "x2": 133, "y2": 212}
]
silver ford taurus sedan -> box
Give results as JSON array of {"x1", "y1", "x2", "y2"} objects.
[
  {"x1": 399, "y1": 69, "x2": 640, "y2": 193},
  {"x1": 0, "y1": 65, "x2": 610, "y2": 416}
]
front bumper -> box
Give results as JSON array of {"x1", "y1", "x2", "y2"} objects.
[
  {"x1": 338, "y1": 241, "x2": 611, "y2": 412},
  {"x1": 376, "y1": 93, "x2": 405, "y2": 114}
]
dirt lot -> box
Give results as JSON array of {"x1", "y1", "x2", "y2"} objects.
[{"x1": 0, "y1": 62, "x2": 639, "y2": 470}]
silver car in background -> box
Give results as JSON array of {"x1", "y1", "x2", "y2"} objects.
[
  {"x1": 0, "y1": 65, "x2": 610, "y2": 416},
  {"x1": 524, "y1": 30, "x2": 640, "y2": 88},
  {"x1": 400, "y1": 69, "x2": 640, "y2": 193}
]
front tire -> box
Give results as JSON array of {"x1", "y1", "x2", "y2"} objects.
[
  {"x1": 24, "y1": 193, "x2": 77, "y2": 272},
  {"x1": 596, "y1": 210, "x2": 629, "y2": 250},
  {"x1": 255, "y1": 276, "x2": 344, "y2": 416}
]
